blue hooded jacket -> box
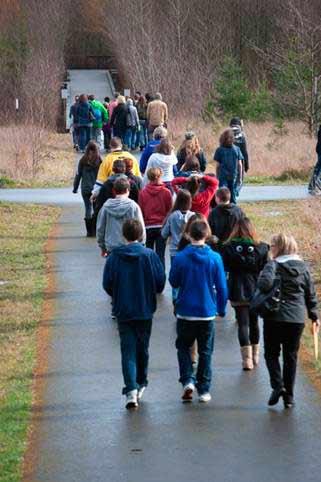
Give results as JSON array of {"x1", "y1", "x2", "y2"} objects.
[
  {"x1": 103, "y1": 243, "x2": 166, "y2": 322},
  {"x1": 169, "y1": 244, "x2": 228, "y2": 319}
]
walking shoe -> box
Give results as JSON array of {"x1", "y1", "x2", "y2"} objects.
[
  {"x1": 181, "y1": 383, "x2": 195, "y2": 402},
  {"x1": 199, "y1": 393, "x2": 212, "y2": 403},
  {"x1": 241, "y1": 346, "x2": 254, "y2": 370},
  {"x1": 126, "y1": 390, "x2": 138, "y2": 409},
  {"x1": 252, "y1": 344, "x2": 260, "y2": 367},
  {"x1": 283, "y1": 392, "x2": 295, "y2": 409},
  {"x1": 268, "y1": 387, "x2": 286, "y2": 406},
  {"x1": 137, "y1": 386, "x2": 146, "y2": 401}
]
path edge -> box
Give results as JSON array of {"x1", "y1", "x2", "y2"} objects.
[{"x1": 22, "y1": 212, "x2": 62, "y2": 482}]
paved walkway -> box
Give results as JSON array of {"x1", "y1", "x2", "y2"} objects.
[
  {"x1": 24, "y1": 206, "x2": 321, "y2": 482},
  {"x1": 0, "y1": 184, "x2": 309, "y2": 205}
]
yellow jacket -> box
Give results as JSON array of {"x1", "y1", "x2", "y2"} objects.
[{"x1": 96, "y1": 150, "x2": 141, "y2": 184}]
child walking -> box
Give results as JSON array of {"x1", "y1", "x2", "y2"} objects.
[
  {"x1": 169, "y1": 219, "x2": 228, "y2": 402},
  {"x1": 103, "y1": 219, "x2": 165, "y2": 409}
]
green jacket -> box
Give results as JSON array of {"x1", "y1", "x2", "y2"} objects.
[{"x1": 89, "y1": 100, "x2": 109, "y2": 128}]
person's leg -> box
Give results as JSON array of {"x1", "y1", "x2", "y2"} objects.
[
  {"x1": 249, "y1": 311, "x2": 260, "y2": 366},
  {"x1": 234, "y1": 306, "x2": 250, "y2": 346},
  {"x1": 124, "y1": 128, "x2": 131, "y2": 149},
  {"x1": 131, "y1": 127, "x2": 136, "y2": 150},
  {"x1": 154, "y1": 229, "x2": 166, "y2": 269},
  {"x1": 282, "y1": 323, "x2": 304, "y2": 399},
  {"x1": 176, "y1": 319, "x2": 197, "y2": 388},
  {"x1": 85, "y1": 126, "x2": 91, "y2": 148},
  {"x1": 263, "y1": 321, "x2": 283, "y2": 390},
  {"x1": 118, "y1": 321, "x2": 139, "y2": 395},
  {"x1": 229, "y1": 180, "x2": 237, "y2": 204},
  {"x1": 136, "y1": 319, "x2": 152, "y2": 390},
  {"x1": 195, "y1": 320, "x2": 215, "y2": 395},
  {"x1": 82, "y1": 192, "x2": 92, "y2": 219},
  {"x1": 78, "y1": 127, "x2": 85, "y2": 151},
  {"x1": 309, "y1": 154, "x2": 321, "y2": 192},
  {"x1": 145, "y1": 228, "x2": 156, "y2": 250}
]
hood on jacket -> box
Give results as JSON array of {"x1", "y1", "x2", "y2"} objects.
[
  {"x1": 231, "y1": 125, "x2": 244, "y2": 142},
  {"x1": 145, "y1": 182, "x2": 168, "y2": 196},
  {"x1": 277, "y1": 257, "x2": 306, "y2": 277},
  {"x1": 184, "y1": 244, "x2": 212, "y2": 264},
  {"x1": 127, "y1": 99, "x2": 133, "y2": 106},
  {"x1": 216, "y1": 204, "x2": 240, "y2": 217},
  {"x1": 113, "y1": 242, "x2": 144, "y2": 261},
  {"x1": 104, "y1": 197, "x2": 133, "y2": 218}
]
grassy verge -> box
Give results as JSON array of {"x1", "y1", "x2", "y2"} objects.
[
  {"x1": 0, "y1": 203, "x2": 60, "y2": 482},
  {"x1": 242, "y1": 198, "x2": 321, "y2": 381}
]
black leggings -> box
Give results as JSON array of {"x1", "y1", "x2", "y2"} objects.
[{"x1": 234, "y1": 305, "x2": 259, "y2": 347}]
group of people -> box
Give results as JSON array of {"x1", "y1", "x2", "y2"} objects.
[
  {"x1": 72, "y1": 94, "x2": 319, "y2": 411},
  {"x1": 69, "y1": 91, "x2": 168, "y2": 154}
]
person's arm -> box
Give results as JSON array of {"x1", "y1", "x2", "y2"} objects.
[
  {"x1": 242, "y1": 137, "x2": 249, "y2": 172},
  {"x1": 102, "y1": 255, "x2": 114, "y2": 296},
  {"x1": 96, "y1": 208, "x2": 107, "y2": 253},
  {"x1": 171, "y1": 177, "x2": 187, "y2": 193},
  {"x1": 198, "y1": 151, "x2": 207, "y2": 172},
  {"x1": 164, "y1": 190, "x2": 173, "y2": 214},
  {"x1": 304, "y1": 268, "x2": 319, "y2": 321},
  {"x1": 161, "y1": 216, "x2": 171, "y2": 240},
  {"x1": 169, "y1": 256, "x2": 180, "y2": 289},
  {"x1": 151, "y1": 252, "x2": 166, "y2": 293},
  {"x1": 146, "y1": 102, "x2": 151, "y2": 122},
  {"x1": 132, "y1": 157, "x2": 141, "y2": 177},
  {"x1": 136, "y1": 205, "x2": 146, "y2": 244},
  {"x1": 139, "y1": 145, "x2": 152, "y2": 174},
  {"x1": 101, "y1": 103, "x2": 109, "y2": 123},
  {"x1": 213, "y1": 254, "x2": 228, "y2": 317},
  {"x1": 164, "y1": 102, "x2": 168, "y2": 124},
  {"x1": 73, "y1": 161, "x2": 82, "y2": 193},
  {"x1": 257, "y1": 261, "x2": 276, "y2": 293},
  {"x1": 110, "y1": 107, "x2": 116, "y2": 127},
  {"x1": 197, "y1": 175, "x2": 219, "y2": 205},
  {"x1": 213, "y1": 148, "x2": 221, "y2": 177},
  {"x1": 138, "y1": 191, "x2": 146, "y2": 219}
]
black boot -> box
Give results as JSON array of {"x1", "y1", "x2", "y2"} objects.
[
  {"x1": 268, "y1": 387, "x2": 286, "y2": 406},
  {"x1": 90, "y1": 215, "x2": 97, "y2": 237},
  {"x1": 84, "y1": 218, "x2": 93, "y2": 237}
]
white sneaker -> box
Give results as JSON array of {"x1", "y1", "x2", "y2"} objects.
[
  {"x1": 126, "y1": 389, "x2": 138, "y2": 409},
  {"x1": 181, "y1": 383, "x2": 195, "y2": 402},
  {"x1": 137, "y1": 386, "x2": 146, "y2": 401},
  {"x1": 199, "y1": 392, "x2": 212, "y2": 403}
]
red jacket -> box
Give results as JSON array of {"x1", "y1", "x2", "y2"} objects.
[
  {"x1": 172, "y1": 175, "x2": 218, "y2": 218},
  {"x1": 139, "y1": 182, "x2": 173, "y2": 227}
]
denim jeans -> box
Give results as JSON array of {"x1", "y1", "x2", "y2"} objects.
[
  {"x1": 125, "y1": 127, "x2": 137, "y2": 150},
  {"x1": 308, "y1": 153, "x2": 321, "y2": 192},
  {"x1": 219, "y1": 177, "x2": 237, "y2": 204},
  {"x1": 72, "y1": 125, "x2": 79, "y2": 146},
  {"x1": 91, "y1": 127, "x2": 102, "y2": 145},
  {"x1": 118, "y1": 319, "x2": 152, "y2": 395},
  {"x1": 136, "y1": 120, "x2": 148, "y2": 148},
  {"x1": 82, "y1": 192, "x2": 93, "y2": 219},
  {"x1": 176, "y1": 319, "x2": 215, "y2": 394},
  {"x1": 78, "y1": 126, "x2": 91, "y2": 151},
  {"x1": 146, "y1": 227, "x2": 166, "y2": 269}
]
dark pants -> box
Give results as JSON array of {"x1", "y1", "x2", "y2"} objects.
[
  {"x1": 118, "y1": 319, "x2": 152, "y2": 395},
  {"x1": 113, "y1": 127, "x2": 126, "y2": 144},
  {"x1": 81, "y1": 192, "x2": 93, "y2": 219},
  {"x1": 147, "y1": 124, "x2": 158, "y2": 141},
  {"x1": 308, "y1": 153, "x2": 321, "y2": 192},
  {"x1": 264, "y1": 321, "x2": 304, "y2": 397},
  {"x1": 103, "y1": 124, "x2": 111, "y2": 150},
  {"x1": 72, "y1": 125, "x2": 79, "y2": 146},
  {"x1": 176, "y1": 319, "x2": 215, "y2": 395},
  {"x1": 146, "y1": 227, "x2": 166, "y2": 268},
  {"x1": 234, "y1": 305, "x2": 259, "y2": 347},
  {"x1": 219, "y1": 177, "x2": 237, "y2": 204},
  {"x1": 78, "y1": 126, "x2": 91, "y2": 151}
]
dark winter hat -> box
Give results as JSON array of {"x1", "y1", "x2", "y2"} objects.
[
  {"x1": 230, "y1": 117, "x2": 241, "y2": 126},
  {"x1": 185, "y1": 131, "x2": 195, "y2": 140}
]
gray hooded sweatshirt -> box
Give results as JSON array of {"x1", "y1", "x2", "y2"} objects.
[
  {"x1": 161, "y1": 210, "x2": 194, "y2": 256},
  {"x1": 97, "y1": 196, "x2": 146, "y2": 252}
]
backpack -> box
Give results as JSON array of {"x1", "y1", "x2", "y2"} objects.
[
  {"x1": 93, "y1": 107, "x2": 102, "y2": 122},
  {"x1": 250, "y1": 262, "x2": 282, "y2": 318}
]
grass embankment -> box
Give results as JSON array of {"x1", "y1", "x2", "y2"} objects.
[
  {"x1": 243, "y1": 198, "x2": 321, "y2": 381},
  {"x1": 0, "y1": 203, "x2": 60, "y2": 482}
]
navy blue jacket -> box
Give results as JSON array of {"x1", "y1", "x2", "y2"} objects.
[
  {"x1": 103, "y1": 243, "x2": 166, "y2": 322},
  {"x1": 140, "y1": 139, "x2": 161, "y2": 173},
  {"x1": 169, "y1": 244, "x2": 228, "y2": 319}
]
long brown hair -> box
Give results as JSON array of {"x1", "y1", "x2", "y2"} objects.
[
  {"x1": 179, "y1": 136, "x2": 201, "y2": 156},
  {"x1": 226, "y1": 216, "x2": 259, "y2": 244},
  {"x1": 186, "y1": 175, "x2": 201, "y2": 197},
  {"x1": 171, "y1": 189, "x2": 192, "y2": 213},
  {"x1": 156, "y1": 138, "x2": 173, "y2": 155},
  {"x1": 79, "y1": 141, "x2": 102, "y2": 168},
  {"x1": 219, "y1": 128, "x2": 235, "y2": 147}
]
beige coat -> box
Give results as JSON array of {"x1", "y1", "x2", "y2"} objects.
[{"x1": 147, "y1": 99, "x2": 168, "y2": 126}]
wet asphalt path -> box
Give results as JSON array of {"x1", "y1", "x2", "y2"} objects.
[
  {"x1": 0, "y1": 184, "x2": 309, "y2": 205},
  {"x1": 25, "y1": 206, "x2": 321, "y2": 482}
]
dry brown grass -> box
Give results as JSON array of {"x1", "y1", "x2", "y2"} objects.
[
  {"x1": 169, "y1": 118, "x2": 316, "y2": 176},
  {"x1": 0, "y1": 126, "x2": 75, "y2": 187}
]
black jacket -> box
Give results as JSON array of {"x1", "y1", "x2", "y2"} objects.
[
  {"x1": 110, "y1": 104, "x2": 128, "y2": 133},
  {"x1": 94, "y1": 174, "x2": 141, "y2": 216},
  {"x1": 176, "y1": 149, "x2": 207, "y2": 172},
  {"x1": 257, "y1": 258, "x2": 318, "y2": 323},
  {"x1": 221, "y1": 239, "x2": 269, "y2": 303},
  {"x1": 231, "y1": 125, "x2": 249, "y2": 172},
  {"x1": 316, "y1": 125, "x2": 321, "y2": 155},
  {"x1": 73, "y1": 160, "x2": 101, "y2": 194},
  {"x1": 208, "y1": 204, "x2": 244, "y2": 242}
]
